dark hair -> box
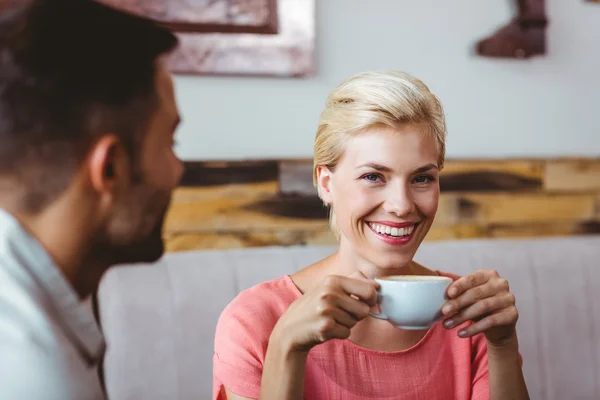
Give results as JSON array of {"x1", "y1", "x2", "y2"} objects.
[{"x1": 0, "y1": 0, "x2": 178, "y2": 212}]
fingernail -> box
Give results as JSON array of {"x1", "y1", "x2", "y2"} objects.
[
  {"x1": 448, "y1": 287, "x2": 457, "y2": 297},
  {"x1": 458, "y1": 329, "x2": 468, "y2": 337},
  {"x1": 442, "y1": 304, "x2": 453, "y2": 315},
  {"x1": 444, "y1": 319, "x2": 454, "y2": 328}
]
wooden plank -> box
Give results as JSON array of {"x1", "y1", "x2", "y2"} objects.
[
  {"x1": 279, "y1": 160, "x2": 315, "y2": 196},
  {"x1": 544, "y1": 159, "x2": 600, "y2": 192},
  {"x1": 165, "y1": 195, "x2": 328, "y2": 234},
  {"x1": 442, "y1": 160, "x2": 544, "y2": 179},
  {"x1": 172, "y1": 182, "x2": 278, "y2": 202},
  {"x1": 243, "y1": 194, "x2": 328, "y2": 220},
  {"x1": 425, "y1": 224, "x2": 486, "y2": 241},
  {"x1": 448, "y1": 193, "x2": 598, "y2": 225},
  {"x1": 162, "y1": 158, "x2": 600, "y2": 250},
  {"x1": 406, "y1": 221, "x2": 600, "y2": 241},
  {"x1": 165, "y1": 232, "x2": 249, "y2": 251},
  {"x1": 164, "y1": 226, "x2": 337, "y2": 251},
  {"x1": 164, "y1": 220, "x2": 600, "y2": 251},
  {"x1": 440, "y1": 160, "x2": 543, "y2": 192},
  {"x1": 180, "y1": 161, "x2": 279, "y2": 187},
  {"x1": 440, "y1": 171, "x2": 541, "y2": 192},
  {"x1": 486, "y1": 221, "x2": 600, "y2": 238}
]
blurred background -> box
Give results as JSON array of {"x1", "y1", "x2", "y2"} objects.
[
  {"x1": 104, "y1": 0, "x2": 600, "y2": 251},
  {"x1": 85, "y1": 4, "x2": 600, "y2": 399}
]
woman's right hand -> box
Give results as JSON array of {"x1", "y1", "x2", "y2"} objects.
[{"x1": 271, "y1": 273, "x2": 379, "y2": 354}]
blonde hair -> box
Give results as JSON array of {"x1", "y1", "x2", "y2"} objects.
[{"x1": 313, "y1": 70, "x2": 447, "y2": 235}]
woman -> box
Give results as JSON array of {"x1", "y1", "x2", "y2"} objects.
[{"x1": 213, "y1": 71, "x2": 528, "y2": 399}]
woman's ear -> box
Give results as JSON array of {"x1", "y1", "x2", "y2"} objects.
[{"x1": 315, "y1": 165, "x2": 334, "y2": 205}]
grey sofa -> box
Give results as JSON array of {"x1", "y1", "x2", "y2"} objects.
[{"x1": 97, "y1": 236, "x2": 600, "y2": 400}]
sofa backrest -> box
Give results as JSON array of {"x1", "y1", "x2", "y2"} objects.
[{"x1": 97, "y1": 236, "x2": 600, "y2": 399}]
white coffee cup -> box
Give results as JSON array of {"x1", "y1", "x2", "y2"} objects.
[{"x1": 369, "y1": 275, "x2": 453, "y2": 330}]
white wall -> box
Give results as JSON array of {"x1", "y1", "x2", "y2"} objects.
[{"x1": 173, "y1": 0, "x2": 600, "y2": 161}]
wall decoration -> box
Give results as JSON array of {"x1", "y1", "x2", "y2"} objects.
[
  {"x1": 100, "y1": 0, "x2": 316, "y2": 77},
  {"x1": 476, "y1": 0, "x2": 548, "y2": 59},
  {"x1": 164, "y1": 158, "x2": 600, "y2": 251}
]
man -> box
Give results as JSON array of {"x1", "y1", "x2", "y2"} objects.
[{"x1": 0, "y1": 0, "x2": 183, "y2": 398}]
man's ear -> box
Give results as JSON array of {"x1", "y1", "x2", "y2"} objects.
[
  {"x1": 315, "y1": 165, "x2": 334, "y2": 205},
  {"x1": 87, "y1": 135, "x2": 127, "y2": 196}
]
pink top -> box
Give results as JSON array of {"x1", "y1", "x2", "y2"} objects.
[{"x1": 213, "y1": 272, "x2": 490, "y2": 399}]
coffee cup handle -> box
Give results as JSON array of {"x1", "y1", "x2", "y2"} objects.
[{"x1": 368, "y1": 292, "x2": 388, "y2": 320}]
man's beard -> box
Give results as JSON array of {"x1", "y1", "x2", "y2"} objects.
[
  {"x1": 91, "y1": 183, "x2": 172, "y2": 268},
  {"x1": 73, "y1": 188, "x2": 171, "y2": 298},
  {"x1": 99, "y1": 212, "x2": 167, "y2": 266}
]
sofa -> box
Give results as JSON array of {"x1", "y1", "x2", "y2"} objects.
[{"x1": 97, "y1": 235, "x2": 600, "y2": 399}]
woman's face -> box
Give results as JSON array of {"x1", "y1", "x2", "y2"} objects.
[{"x1": 317, "y1": 124, "x2": 440, "y2": 270}]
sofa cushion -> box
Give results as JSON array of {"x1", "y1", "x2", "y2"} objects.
[{"x1": 97, "y1": 235, "x2": 600, "y2": 400}]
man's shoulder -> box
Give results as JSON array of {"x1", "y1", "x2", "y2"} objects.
[
  {"x1": 0, "y1": 293, "x2": 104, "y2": 400},
  {"x1": 0, "y1": 294, "x2": 72, "y2": 399},
  {"x1": 0, "y1": 322, "x2": 92, "y2": 400},
  {"x1": 0, "y1": 266, "x2": 60, "y2": 351},
  {"x1": 0, "y1": 339, "x2": 73, "y2": 400}
]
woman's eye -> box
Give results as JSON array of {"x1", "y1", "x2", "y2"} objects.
[
  {"x1": 413, "y1": 175, "x2": 435, "y2": 184},
  {"x1": 362, "y1": 173, "x2": 382, "y2": 182}
]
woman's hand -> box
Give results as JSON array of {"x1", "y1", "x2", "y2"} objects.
[
  {"x1": 441, "y1": 270, "x2": 518, "y2": 345},
  {"x1": 271, "y1": 272, "x2": 379, "y2": 354}
]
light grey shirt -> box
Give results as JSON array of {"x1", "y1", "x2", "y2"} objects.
[{"x1": 0, "y1": 209, "x2": 106, "y2": 399}]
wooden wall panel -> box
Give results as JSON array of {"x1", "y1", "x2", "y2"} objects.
[
  {"x1": 544, "y1": 159, "x2": 600, "y2": 192},
  {"x1": 164, "y1": 158, "x2": 600, "y2": 251}
]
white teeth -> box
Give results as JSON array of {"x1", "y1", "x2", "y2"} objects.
[{"x1": 368, "y1": 223, "x2": 415, "y2": 237}]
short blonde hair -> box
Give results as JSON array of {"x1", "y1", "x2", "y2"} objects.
[{"x1": 313, "y1": 70, "x2": 447, "y2": 235}]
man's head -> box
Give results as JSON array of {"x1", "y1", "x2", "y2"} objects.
[{"x1": 0, "y1": 0, "x2": 183, "y2": 287}]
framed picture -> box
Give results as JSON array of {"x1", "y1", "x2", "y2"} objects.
[{"x1": 100, "y1": 0, "x2": 316, "y2": 78}]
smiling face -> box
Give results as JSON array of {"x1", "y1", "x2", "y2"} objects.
[{"x1": 316, "y1": 123, "x2": 440, "y2": 270}]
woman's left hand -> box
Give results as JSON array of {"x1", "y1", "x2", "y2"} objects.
[{"x1": 441, "y1": 270, "x2": 518, "y2": 345}]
